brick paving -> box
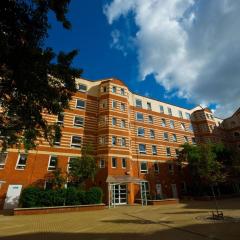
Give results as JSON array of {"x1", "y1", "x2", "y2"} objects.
[{"x1": 0, "y1": 198, "x2": 240, "y2": 240}]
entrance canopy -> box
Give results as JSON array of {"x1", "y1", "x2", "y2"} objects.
[
  {"x1": 106, "y1": 175, "x2": 148, "y2": 208},
  {"x1": 106, "y1": 175, "x2": 147, "y2": 184}
]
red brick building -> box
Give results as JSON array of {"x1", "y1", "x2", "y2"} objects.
[{"x1": 0, "y1": 78, "x2": 239, "y2": 208}]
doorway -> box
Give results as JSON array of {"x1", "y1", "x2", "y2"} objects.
[
  {"x1": 112, "y1": 184, "x2": 127, "y2": 205},
  {"x1": 171, "y1": 184, "x2": 178, "y2": 198},
  {"x1": 4, "y1": 184, "x2": 22, "y2": 209}
]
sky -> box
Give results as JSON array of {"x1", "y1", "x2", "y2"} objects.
[{"x1": 45, "y1": 0, "x2": 240, "y2": 119}]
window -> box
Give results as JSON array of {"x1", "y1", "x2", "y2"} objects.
[
  {"x1": 206, "y1": 113, "x2": 209, "y2": 119},
  {"x1": 136, "y1": 99, "x2": 142, "y2": 108},
  {"x1": 150, "y1": 129, "x2": 155, "y2": 139},
  {"x1": 136, "y1": 112, "x2": 144, "y2": 121},
  {"x1": 99, "y1": 159, "x2": 105, "y2": 168},
  {"x1": 152, "y1": 145, "x2": 157, "y2": 155},
  {"x1": 120, "y1": 137, "x2": 126, "y2": 146},
  {"x1": 68, "y1": 157, "x2": 78, "y2": 172},
  {"x1": 166, "y1": 147, "x2": 171, "y2": 156},
  {"x1": 99, "y1": 136, "x2": 106, "y2": 144},
  {"x1": 181, "y1": 123, "x2": 186, "y2": 131},
  {"x1": 78, "y1": 84, "x2": 87, "y2": 92},
  {"x1": 148, "y1": 115, "x2": 153, "y2": 123},
  {"x1": 112, "y1": 157, "x2": 117, "y2": 168},
  {"x1": 121, "y1": 120, "x2": 126, "y2": 128},
  {"x1": 112, "y1": 86, "x2": 116, "y2": 93},
  {"x1": 112, "y1": 117, "x2": 117, "y2": 126},
  {"x1": 140, "y1": 161, "x2": 148, "y2": 173},
  {"x1": 74, "y1": 116, "x2": 84, "y2": 127},
  {"x1": 189, "y1": 124, "x2": 193, "y2": 132},
  {"x1": 161, "y1": 118, "x2": 166, "y2": 127},
  {"x1": 178, "y1": 110, "x2": 183, "y2": 118},
  {"x1": 160, "y1": 105, "x2": 164, "y2": 113},
  {"x1": 139, "y1": 144, "x2": 146, "y2": 154},
  {"x1": 112, "y1": 136, "x2": 117, "y2": 146},
  {"x1": 122, "y1": 158, "x2": 127, "y2": 168},
  {"x1": 53, "y1": 131, "x2": 61, "y2": 146},
  {"x1": 138, "y1": 127, "x2": 145, "y2": 136},
  {"x1": 234, "y1": 132, "x2": 240, "y2": 137},
  {"x1": 163, "y1": 132, "x2": 169, "y2": 141},
  {"x1": 120, "y1": 103, "x2": 125, "y2": 111},
  {"x1": 0, "y1": 152, "x2": 7, "y2": 169},
  {"x1": 76, "y1": 99, "x2": 85, "y2": 109},
  {"x1": 71, "y1": 136, "x2": 81, "y2": 148},
  {"x1": 16, "y1": 154, "x2": 27, "y2": 169},
  {"x1": 168, "y1": 164, "x2": 174, "y2": 174},
  {"x1": 192, "y1": 137, "x2": 196, "y2": 144},
  {"x1": 170, "y1": 120, "x2": 175, "y2": 129},
  {"x1": 147, "y1": 102, "x2": 152, "y2": 110},
  {"x1": 101, "y1": 100, "x2": 107, "y2": 109},
  {"x1": 112, "y1": 100, "x2": 117, "y2": 109},
  {"x1": 210, "y1": 115, "x2": 214, "y2": 120},
  {"x1": 172, "y1": 134, "x2": 177, "y2": 142},
  {"x1": 48, "y1": 156, "x2": 57, "y2": 171},
  {"x1": 102, "y1": 86, "x2": 107, "y2": 92},
  {"x1": 120, "y1": 88, "x2": 125, "y2": 96},
  {"x1": 185, "y1": 112, "x2": 191, "y2": 119},
  {"x1": 154, "y1": 162, "x2": 159, "y2": 173},
  {"x1": 184, "y1": 136, "x2": 189, "y2": 143},
  {"x1": 57, "y1": 113, "x2": 64, "y2": 124},
  {"x1": 175, "y1": 149, "x2": 179, "y2": 157},
  {"x1": 168, "y1": 107, "x2": 172, "y2": 116}
]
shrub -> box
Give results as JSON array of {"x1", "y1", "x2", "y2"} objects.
[
  {"x1": 39, "y1": 189, "x2": 54, "y2": 207},
  {"x1": 20, "y1": 187, "x2": 42, "y2": 208},
  {"x1": 77, "y1": 189, "x2": 86, "y2": 205},
  {"x1": 66, "y1": 187, "x2": 80, "y2": 205},
  {"x1": 52, "y1": 189, "x2": 67, "y2": 206},
  {"x1": 85, "y1": 187, "x2": 103, "y2": 204}
]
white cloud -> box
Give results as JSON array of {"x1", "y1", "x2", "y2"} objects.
[
  {"x1": 104, "y1": 0, "x2": 240, "y2": 118},
  {"x1": 110, "y1": 30, "x2": 128, "y2": 56}
]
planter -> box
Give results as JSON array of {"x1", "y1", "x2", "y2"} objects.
[
  {"x1": 135, "y1": 198, "x2": 179, "y2": 205},
  {"x1": 14, "y1": 203, "x2": 106, "y2": 215}
]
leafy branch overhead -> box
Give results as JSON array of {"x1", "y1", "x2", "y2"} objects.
[{"x1": 0, "y1": 0, "x2": 82, "y2": 151}]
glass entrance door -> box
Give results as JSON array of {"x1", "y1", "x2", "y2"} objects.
[{"x1": 112, "y1": 184, "x2": 127, "y2": 205}]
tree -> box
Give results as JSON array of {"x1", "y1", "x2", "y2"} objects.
[
  {"x1": 0, "y1": 0, "x2": 82, "y2": 151},
  {"x1": 68, "y1": 144, "x2": 98, "y2": 187},
  {"x1": 178, "y1": 143, "x2": 226, "y2": 194},
  {"x1": 45, "y1": 168, "x2": 67, "y2": 189}
]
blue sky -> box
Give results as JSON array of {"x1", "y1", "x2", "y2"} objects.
[{"x1": 45, "y1": 0, "x2": 240, "y2": 117}]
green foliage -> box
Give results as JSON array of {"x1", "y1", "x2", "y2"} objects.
[
  {"x1": 46, "y1": 168, "x2": 66, "y2": 189},
  {"x1": 20, "y1": 187, "x2": 42, "y2": 208},
  {"x1": 20, "y1": 186, "x2": 103, "y2": 208},
  {"x1": 85, "y1": 187, "x2": 103, "y2": 204},
  {"x1": 69, "y1": 144, "x2": 98, "y2": 186},
  {"x1": 0, "y1": 0, "x2": 82, "y2": 151}
]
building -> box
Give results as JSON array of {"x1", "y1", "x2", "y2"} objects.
[{"x1": 0, "y1": 78, "x2": 239, "y2": 208}]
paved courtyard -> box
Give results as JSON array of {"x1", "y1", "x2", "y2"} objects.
[{"x1": 0, "y1": 198, "x2": 240, "y2": 240}]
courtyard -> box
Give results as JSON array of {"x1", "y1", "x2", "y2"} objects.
[{"x1": 0, "y1": 198, "x2": 240, "y2": 240}]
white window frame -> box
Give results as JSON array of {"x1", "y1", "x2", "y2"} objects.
[
  {"x1": 71, "y1": 136, "x2": 81, "y2": 148},
  {"x1": 184, "y1": 136, "x2": 189, "y2": 143},
  {"x1": 112, "y1": 86, "x2": 117, "y2": 93},
  {"x1": 57, "y1": 112, "x2": 64, "y2": 124},
  {"x1": 168, "y1": 107, "x2": 172, "y2": 116},
  {"x1": 77, "y1": 84, "x2": 87, "y2": 92},
  {"x1": 112, "y1": 157, "x2": 117, "y2": 168},
  {"x1": 112, "y1": 100, "x2": 117, "y2": 109},
  {"x1": 120, "y1": 88, "x2": 125, "y2": 96},
  {"x1": 121, "y1": 119, "x2": 126, "y2": 128},
  {"x1": 48, "y1": 155, "x2": 58, "y2": 171},
  {"x1": 152, "y1": 145, "x2": 157, "y2": 155},
  {"x1": 163, "y1": 132, "x2": 169, "y2": 141},
  {"x1": 161, "y1": 118, "x2": 166, "y2": 127},
  {"x1": 0, "y1": 152, "x2": 7, "y2": 169},
  {"x1": 170, "y1": 120, "x2": 175, "y2": 129},
  {"x1": 172, "y1": 134, "x2": 177, "y2": 142},
  {"x1": 148, "y1": 115, "x2": 153, "y2": 123},
  {"x1": 181, "y1": 123, "x2": 186, "y2": 131},
  {"x1": 122, "y1": 158, "x2": 127, "y2": 168},
  {"x1": 140, "y1": 161, "x2": 148, "y2": 173},
  {"x1": 120, "y1": 137, "x2": 126, "y2": 147},
  {"x1": 178, "y1": 110, "x2": 183, "y2": 118},
  {"x1": 136, "y1": 112, "x2": 144, "y2": 121},
  {"x1": 137, "y1": 127, "x2": 145, "y2": 137},
  {"x1": 120, "y1": 103, "x2": 125, "y2": 111},
  {"x1": 150, "y1": 129, "x2": 155, "y2": 139},
  {"x1": 74, "y1": 116, "x2": 84, "y2": 127},
  {"x1": 68, "y1": 156, "x2": 78, "y2": 172},
  {"x1": 15, "y1": 153, "x2": 27, "y2": 170},
  {"x1": 112, "y1": 136, "x2": 117, "y2": 146},
  {"x1": 76, "y1": 99, "x2": 85, "y2": 109},
  {"x1": 139, "y1": 144, "x2": 146, "y2": 154},
  {"x1": 99, "y1": 159, "x2": 105, "y2": 168},
  {"x1": 136, "y1": 99, "x2": 142, "y2": 108},
  {"x1": 112, "y1": 117, "x2": 117, "y2": 126},
  {"x1": 160, "y1": 105, "x2": 164, "y2": 113},
  {"x1": 147, "y1": 102, "x2": 152, "y2": 110},
  {"x1": 166, "y1": 147, "x2": 171, "y2": 156},
  {"x1": 154, "y1": 162, "x2": 160, "y2": 173}
]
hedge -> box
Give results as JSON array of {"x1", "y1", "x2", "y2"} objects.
[{"x1": 20, "y1": 186, "x2": 103, "y2": 208}]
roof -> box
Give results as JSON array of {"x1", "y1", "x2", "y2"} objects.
[{"x1": 106, "y1": 175, "x2": 147, "y2": 184}]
